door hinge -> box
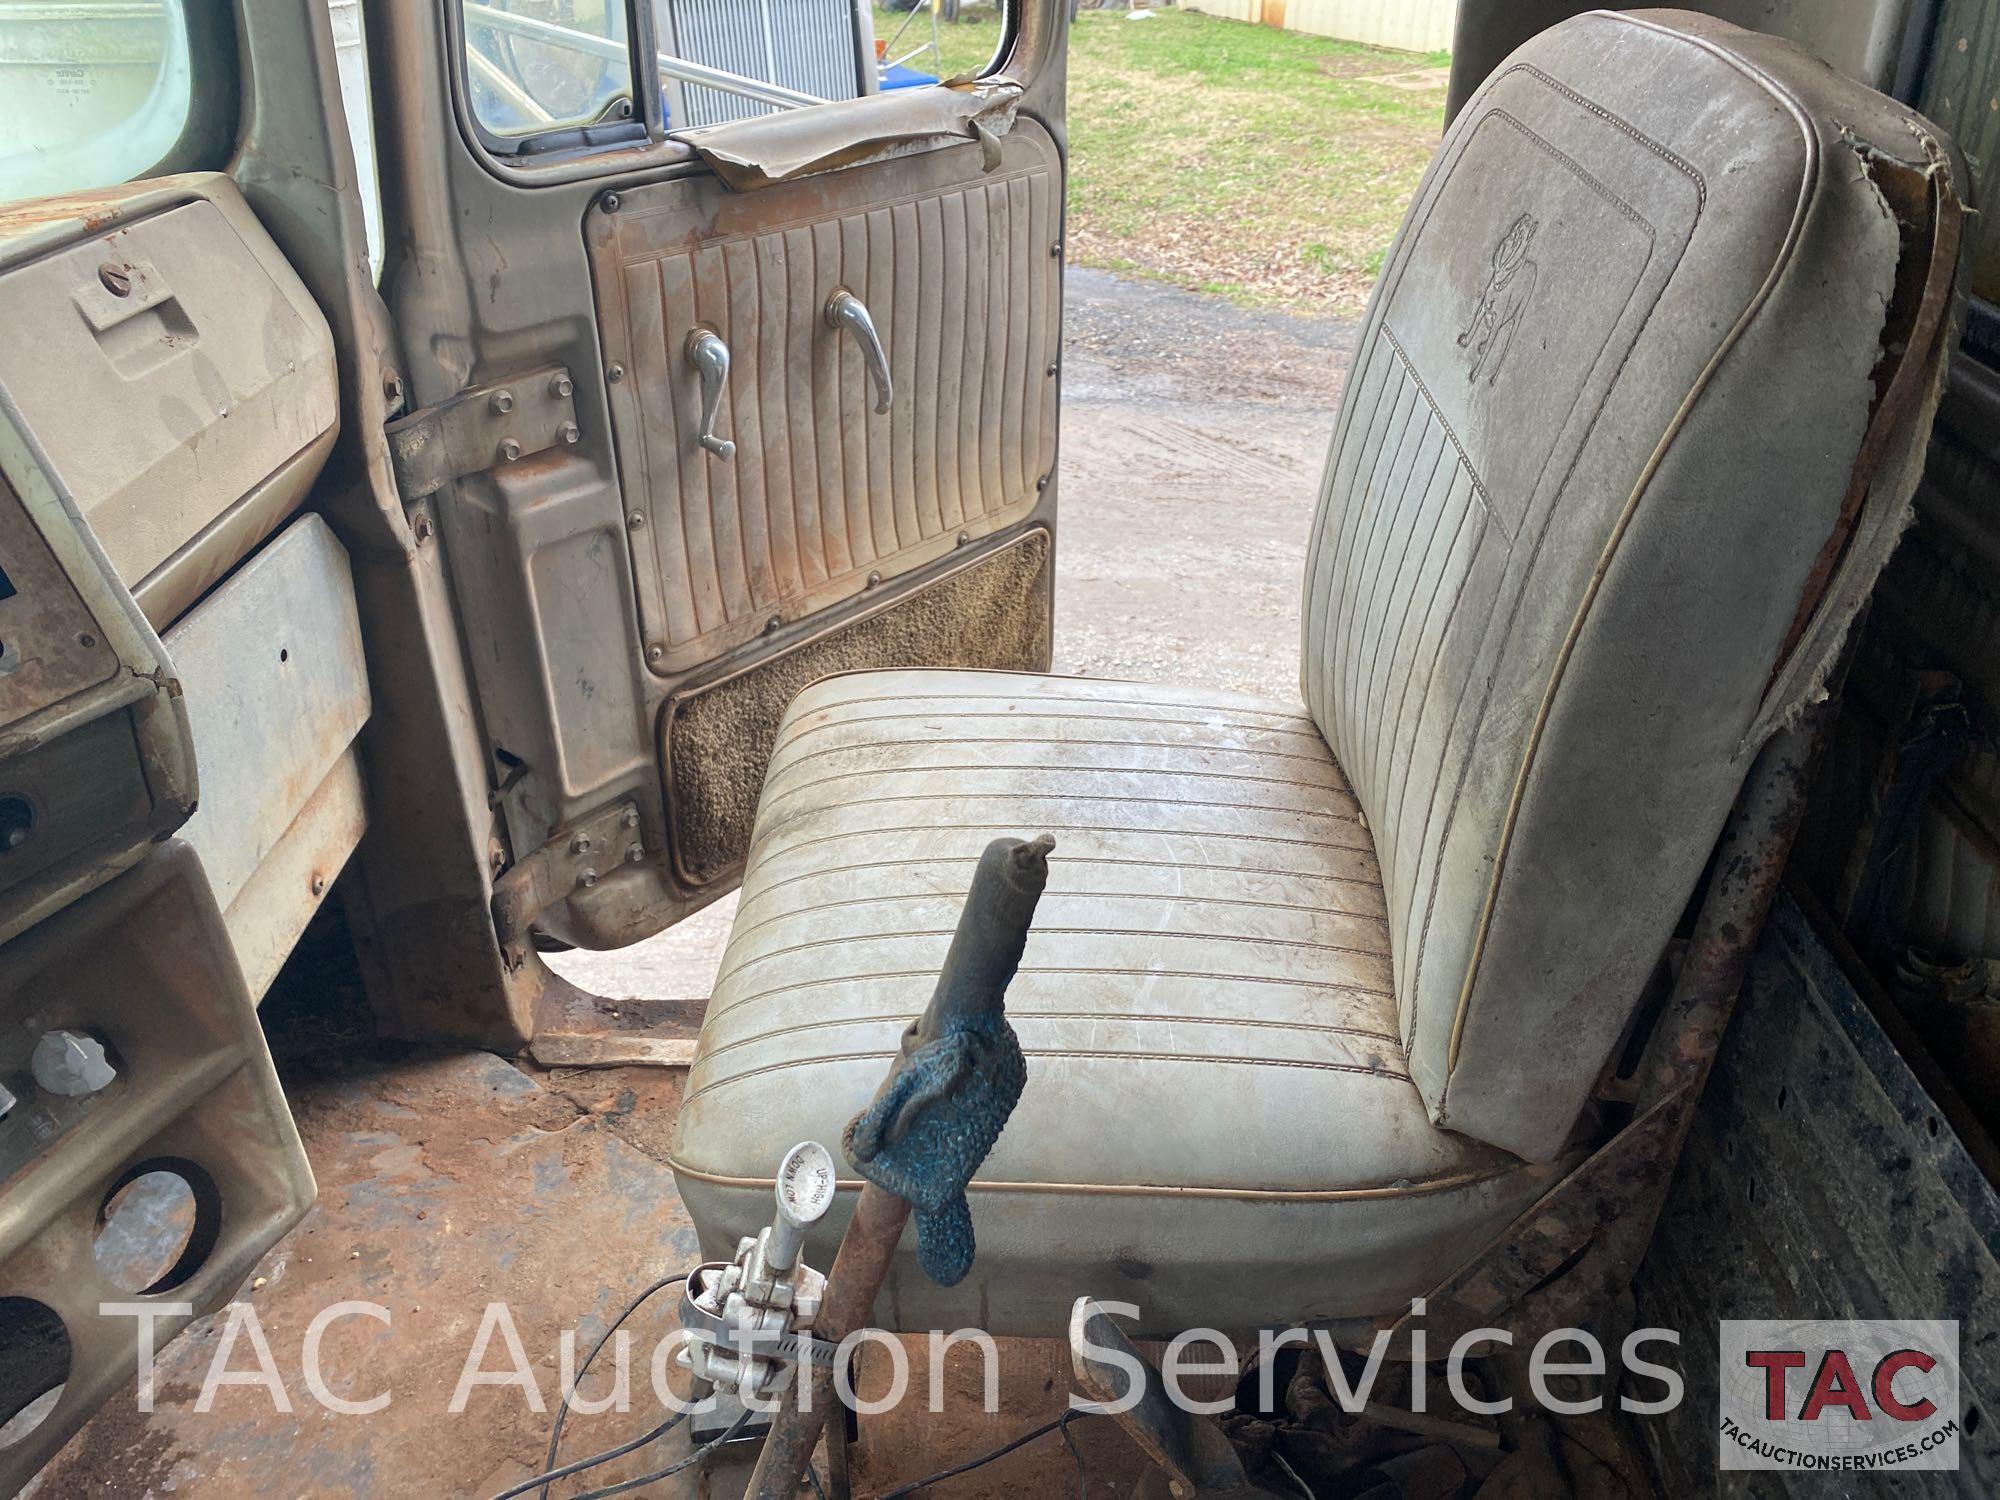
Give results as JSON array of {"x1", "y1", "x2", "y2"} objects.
[{"x1": 387, "y1": 365, "x2": 580, "y2": 501}]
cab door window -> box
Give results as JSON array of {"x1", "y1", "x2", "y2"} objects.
[{"x1": 460, "y1": 1, "x2": 640, "y2": 140}]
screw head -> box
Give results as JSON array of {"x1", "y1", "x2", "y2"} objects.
[
  {"x1": 646, "y1": 643, "x2": 665, "y2": 663},
  {"x1": 627, "y1": 511, "x2": 646, "y2": 530},
  {"x1": 559, "y1": 421, "x2": 580, "y2": 445},
  {"x1": 500, "y1": 437, "x2": 522, "y2": 462},
  {"x1": 956, "y1": 530, "x2": 970, "y2": 546},
  {"x1": 1047, "y1": 362, "x2": 1059, "y2": 377},
  {"x1": 490, "y1": 389, "x2": 515, "y2": 415},
  {"x1": 98, "y1": 263, "x2": 131, "y2": 296},
  {"x1": 607, "y1": 363, "x2": 625, "y2": 384},
  {"x1": 600, "y1": 190, "x2": 622, "y2": 214},
  {"x1": 551, "y1": 373, "x2": 574, "y2": 399},
  {"x1": 1050, "y1": 240, "x2": 1063, "y2": 258},
  {"x1": 866, "y1": 570, "x2": 881, "y2": 588},
  {"x1": 764, "y1": 615, "x2": 781, "y2": 635},
  {"x1": 310, "y1": 871, "x2": 328, "y2": 896},
  {"x1": 1036, "y1": 473, "x2": 1050, "y2": 491},
  {"x1": 383, "y1": 369, "x2": 404, "y2": 402}
]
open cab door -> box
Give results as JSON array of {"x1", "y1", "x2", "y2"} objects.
[{"x1": 357, "y1": 1, "x2": 1071, "y2": 1054}]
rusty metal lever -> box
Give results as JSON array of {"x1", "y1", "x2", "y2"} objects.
[{"x1": 742, "y1": 833, "x2": 1054, "y2": 1500}]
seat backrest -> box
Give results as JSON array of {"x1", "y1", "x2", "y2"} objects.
[{"x1": 1301, "y1": 8, "x2": 1964, "y2": 1162}]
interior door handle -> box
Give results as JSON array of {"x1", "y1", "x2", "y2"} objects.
[
  {"x1": 684, "y1": 327, "x2": 736, "y2": 460},
  {"x1": 825, "y1": 290, "x2": 892, "y2": 415}
]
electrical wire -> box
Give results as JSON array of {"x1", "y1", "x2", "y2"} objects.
[
  {"x1": 563, "y1": 1408, "x2": 755, "y2": 1500},
  {"x1": 488, "y1": 1271, "x2": 690, "y2": 1500},
  {"x1": 871, "y1": 1408, "x2": 1094, "y2": 1499},
  {"x1": 1271, "y1": 1448, "x2": 1316, "y2": 1500},
  {"x1": 490, "y1": 1266, "x2": 1104, "y2": 1500}
]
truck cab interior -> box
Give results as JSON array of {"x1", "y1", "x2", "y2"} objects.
[{"x1": 0, "y1": 1, "x2": 1993, "y2": 1494}]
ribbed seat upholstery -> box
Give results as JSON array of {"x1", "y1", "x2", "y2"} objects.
[
  {"x1": 670, "y1": 10, "x2": 1961, "y2": 1333},
  {"x1": 673, "y1": 671, "x2": 1565, "y2": 1332}
]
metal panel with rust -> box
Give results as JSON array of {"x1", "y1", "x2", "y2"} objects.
[
  {"x1": 165, "y1": 515, "x2": 371, "y2": 1001},
  {"x1": 0, "y1": 842, "x2": 315, "y2": 1490}
]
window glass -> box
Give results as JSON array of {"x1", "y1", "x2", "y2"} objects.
[
  {"x1": 649, "y1": 2, "x2": 999, "y2": 133},
  {"x1": 0, "y1": 0, "x2": 196, "y2": 205},
  {"x1": 654, "y1": 0, "x2": 869, "y2": 130},
  {"x1": 1919, "y1": 0, "x2": 1999, "y2": 305},
  {"x1": 461, "y1": 1, "x2": 637, "y2": 139}
]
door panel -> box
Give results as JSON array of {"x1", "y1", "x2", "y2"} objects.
[
  {"x1": 371, "y1": 0, "x2": 1067, "y2": 963},
  {"x1": 589, "y1": 125, "x2": 1062, "y2": 676}
]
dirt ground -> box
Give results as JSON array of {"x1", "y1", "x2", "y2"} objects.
[{"x1": 35, "y1": 271, "x2": 1358, "y2": 1498}]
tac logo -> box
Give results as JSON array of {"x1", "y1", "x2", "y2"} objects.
[{"x1": 1719, "y1": 1320, "x2": 1961, "y2": 1471}]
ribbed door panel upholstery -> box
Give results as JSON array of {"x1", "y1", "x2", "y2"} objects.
[
  {"x1": 589, "y1": 129, "x2": 1061, "y2": 675},
  {"x1": 1301, "y1": 11, "x2": 1958, "y2": 1160}
]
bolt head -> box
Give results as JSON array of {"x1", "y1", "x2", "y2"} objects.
[
  {"x1": 490, "y1": 389, "x2": 515, "y2": 415},
  {"x1": 412, "y1": 513, "x2": 434, "y2": 543},
  {"x1": 570, "y1": 834, "x2": 593, "y2": 855},
  {"x1": 621, "y1": 808, "x2": 640, "y2": 829},
  {"x1": 579, "y1": 867, "x2": 599, "y2": 889},
  {"x1": 500, "y1": 437, "x2": 522, "y2": 462},
  {"x1": 626, "y1": 843, "x2": 644, "y2": 864},
  {"x1": 559, "y1": 421, "x2": 580, "y2": 445},
  {"x1": 551, "y1": 374, "x2": 574, "y2": 399}
]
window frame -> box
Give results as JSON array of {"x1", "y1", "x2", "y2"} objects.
[
  {"x1": 451, "y1": 0, "x2": 655, "y2": 161},
  {"x1": 440, "y1": 0, "x2": 1027, "y2": 187}
]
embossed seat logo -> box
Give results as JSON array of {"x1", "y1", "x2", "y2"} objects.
[{"x1": 1458, "y1": 213, "x2": 1540, "y2": 384}]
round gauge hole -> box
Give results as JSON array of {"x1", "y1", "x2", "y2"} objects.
[
  {"x1": 0, "y1": 797, "x2": 34, "y2": 854},
  {"x1": 0, "y1": 1299, "x2": 69, "y2": 1450},
  {"x1": 93, "y1": 1161, "x2": 222, "y2": 1295}
]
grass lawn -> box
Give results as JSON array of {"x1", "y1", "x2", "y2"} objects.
[{"x1": 872, "y1": 5, "x2": 1447, "y2": 313}]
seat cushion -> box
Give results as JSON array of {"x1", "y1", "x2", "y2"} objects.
[
  {"x1": 670, "y1": 670, "x2": 1563, "y2": 1335},
  {"x1": 1297, "y1": 9, "x2": 1962, "y2": 1161}
]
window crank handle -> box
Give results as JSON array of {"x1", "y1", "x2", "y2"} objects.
[
  {"x1": 825, "y1": 290, "x2": 893, "y2": 415},
  {"x1": 684, "y1": 327, "x2": 735, "y2": 460}
]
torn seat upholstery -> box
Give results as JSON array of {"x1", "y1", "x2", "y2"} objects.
[{"x1": 670, "y1": 10, "x2": 1964, "y2": 1334}]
